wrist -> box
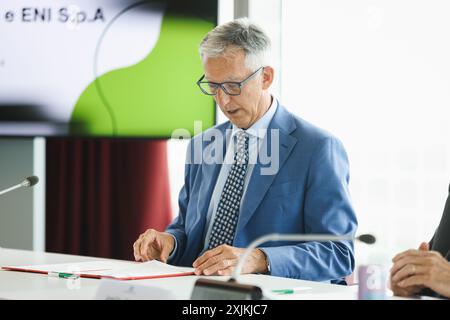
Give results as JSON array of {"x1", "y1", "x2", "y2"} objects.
[
  {"x1": 253, "y1": 249, "x2": 269, "y2": 274},
  {"x1": 163, "y1": 232, "x2": 175, "y2": 253}
]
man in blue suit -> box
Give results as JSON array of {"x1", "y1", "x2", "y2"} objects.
[{"x1": 133, "y1": 18, "x2": 358, "y2": 283}]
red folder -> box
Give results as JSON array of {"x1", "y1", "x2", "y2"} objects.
[{"x1": 2, "y1": 260, "x2": 195, "y2": 281}]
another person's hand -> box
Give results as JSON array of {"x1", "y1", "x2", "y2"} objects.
[
  {"x1": 390, "y1": 242, "x2": 428, "y2": 297},
  {"x1": 390, "y1": 242, "x2": 450, "y2": 298},
  {"x1": 133, "y1": 229, "x2": 175, "y2": 263},
  {"x1": 192, "y1": 244, "x2": 268, "y2": 276}
]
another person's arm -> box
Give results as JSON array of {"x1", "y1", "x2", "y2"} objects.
[{"x1": 390, "y1": 243, "x2": 450, "y2": 298}]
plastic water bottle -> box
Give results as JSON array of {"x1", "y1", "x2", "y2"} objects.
[{"x1": 357, "y1": 246, "x2": 389, "y2": 300}]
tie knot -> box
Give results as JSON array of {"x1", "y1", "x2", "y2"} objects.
[
  {"x1": 235, "y1": 130, "x2": 249, "y2": 148},
  {"x1": 234, "y1": 130, "x2": 249, "y2": 165}
]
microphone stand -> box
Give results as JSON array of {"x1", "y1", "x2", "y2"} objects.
[
  {"x1": 231, "y1": 233, "x2": 357, "y2": 282},
  {"x1": 0, "y1": 176, "x2": 39, "y2": 196},
  {"x1": 191, "y1": 233, "x2": 375, "y2": 300},
  {"x1": 0, "y1": 176, "x2": 40, "y2": 249},
  {"x1": 0, "y1": 182, "x2": 27, "y2": 196}
]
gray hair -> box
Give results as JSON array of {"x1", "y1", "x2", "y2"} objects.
[{"x1": 199, "y1": 18, "x2": 271, "y2": 70}]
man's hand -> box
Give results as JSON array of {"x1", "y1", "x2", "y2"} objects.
[
  {"x1": 390, "y1": 242, "x2": 428, "y2": 297},
  {"x1": 192, "y1": 244, "x2": 268, "y2": 276},
  {"x1": 390, "y1": 242, "x2": 450, "y2": 298},
  {"x1": 133, "y1": 229, "x2": 175, "y2": 263}
]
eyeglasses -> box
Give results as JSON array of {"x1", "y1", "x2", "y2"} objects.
[{"x1": 196, "y1": 66, "x2": 264, "y2": 96}]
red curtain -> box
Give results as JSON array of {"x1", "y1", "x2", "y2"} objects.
[{"x1": 45, "y1": 139, "x2": 173, "y2": 261}]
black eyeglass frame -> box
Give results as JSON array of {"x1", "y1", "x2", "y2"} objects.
[{"x1": 196, "y1": 66, "x2": 264, "y2": 96}]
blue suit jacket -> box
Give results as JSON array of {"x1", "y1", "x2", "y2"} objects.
[{"x1": 166, "y1": 104, "x2": 358, "y2": 283}]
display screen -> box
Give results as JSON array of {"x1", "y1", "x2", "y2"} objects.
[{"x1": 0, "y1": 0, "x2": 216, "y2": 137}]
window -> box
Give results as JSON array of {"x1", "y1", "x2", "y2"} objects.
[{"x1": 281, "y1": 0, "x2": 450, "y2": 263}]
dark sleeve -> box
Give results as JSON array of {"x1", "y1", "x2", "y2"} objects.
[
  {"x1": 420, "y1": 184, "x2": 450, "y2": 298},
  {"x1": 428, "y1": 185, "x2": 450, "y2": 257}
]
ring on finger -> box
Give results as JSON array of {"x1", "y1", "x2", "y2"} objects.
[{"x1": 410, "y1": 264, "x2": 416, "y2": 275}]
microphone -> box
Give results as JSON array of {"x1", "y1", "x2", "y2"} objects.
[
  {"x1": 0, "y1": 176, "x2": 39, "y2": 197},
  {"x1": 191, "y1": 233, "x2": 376, "y2": 300}
]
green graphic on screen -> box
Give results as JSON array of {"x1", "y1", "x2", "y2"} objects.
[
  {"x1": 71, "y1": 14, "x2": 215, "y2": 137},
  {"x1": 0, "y1": 0, "x2": 216, "y2": 137}
]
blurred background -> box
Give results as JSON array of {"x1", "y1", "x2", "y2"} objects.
[{"x1": 1, "y1": 0, "x2": 449, "y2": 280}]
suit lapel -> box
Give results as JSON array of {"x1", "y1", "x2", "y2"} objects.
[
  {"x1": 236, "y1": 106, "x2": 298, "y2": 232},
  {"x1": 189, "y1": 164, "x2": 219, "y2": 237},
  {"x1": 189, "y1": 123, "x2": 230, "y2": 236}
]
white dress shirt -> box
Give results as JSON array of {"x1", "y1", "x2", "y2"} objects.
[
  {"x1": 201, "y1": 96, "x2": 278, "y2": 252},
  {"x1": 168, "y1": 96, "x2": 279, "y2": 259}
]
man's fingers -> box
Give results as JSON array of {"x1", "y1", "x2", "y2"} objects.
[
  {"x1": 391, "y1": 255, "x2": 432, "y2": 276},
  {"x1": 155, "y1": 237, "x2": 166, "y2": 263},
  {"x1": 193, "y1": 245, "x2": 243, "y2": 275},
  {"x1": 139, "y1": 235, "x2": 152, "y2": 261},
  {"x1": 192, "y1": 247, "x2": 220, "y2": 268},
  {"x1": 133, "y1": 230, "x2": 172, "y2": 262},
  {"x1": 159, "y1": 242, "x2": 172, "y2": 264},
  {"x1": 133, "y1": 241, "x2": 140, "y2": 261},
  {"x1": 193, "y1": 246, "x2": 224, "y2": 268},
  {"x1": 391, "y1": 283, "x2": 420, "y2": 297},
  {"x1": 203, "y1": 257, "x2": 243, "y2": 276},
  {"x1": 391, "y1": 264, "x2": 425, "y2": 283},
  {"x1": 218, "y1": 267, "x2": 235, "y2": 276},
  {"x1": 133, "y1": 234, "x2": 145, "y2": 261},
  {"x1": 195, "y1": 255, "x2": 221, "y2": 275},
  {"x1": 196, "y1": 250, "x2": 239, "y2": 275},
  {"x1": 418, "y1": 242, "x2": 429, "y2": 251},
  {"x1": 140, "y1": 230, "x2": 158, "y2": 261},
  {"x1": 399, "y1": 275, "x2": 427, "y2": 288},
  {"x1": 392, "y1": 249, "x2": 430, "y2": 262},
  {"x1": 133, "y1": 242, "x2": 141, "y2": 261},
  {"x1": 202, "y1": 259, "x2": 235, "y2": 276}
]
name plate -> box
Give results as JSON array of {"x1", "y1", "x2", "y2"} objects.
[{"x1": 94, "y1": 279, "x2": 176, "y2": 300}]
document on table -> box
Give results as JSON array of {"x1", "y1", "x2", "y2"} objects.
[{"x1": 2, "y1": 260, "x2": 195, "y2": 280}]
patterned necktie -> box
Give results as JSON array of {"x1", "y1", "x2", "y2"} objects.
[{"x1": 207, "y1": 129, "x2": 250, "y2": 249}]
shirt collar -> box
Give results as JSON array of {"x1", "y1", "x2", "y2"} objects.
[{"x1": 231, "y1": 96, "x2": 278, "y2": 139}]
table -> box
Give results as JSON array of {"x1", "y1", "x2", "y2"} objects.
[{"x1": 0, "y1": 247, "x2": 367, "y2": 300}]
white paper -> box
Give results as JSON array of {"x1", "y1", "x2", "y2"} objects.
[
  {"x1": 104, "y1": 260, "x2": 195, "y2": 279},
  {"x1": 3, "y1": 260, "x2": 194, "y2": 280}
]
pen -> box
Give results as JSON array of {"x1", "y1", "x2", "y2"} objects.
[
  {"x1": 271, "y1": 287, "x2": 308, "y2": 294},
  {"x1": 48, "y1": 271, "x2": 80, "y2": 279}
]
